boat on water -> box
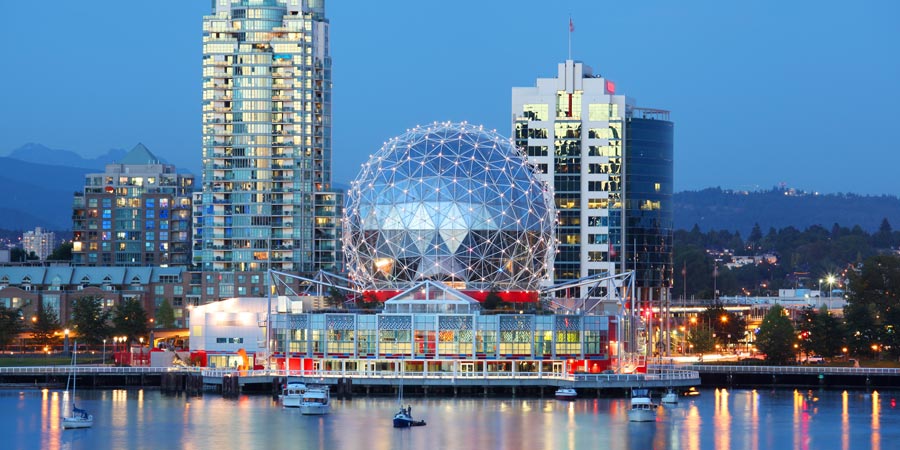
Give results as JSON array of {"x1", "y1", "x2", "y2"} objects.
[
  {"x1": 281, "y1": 382, "x2": 308, "y2": 408},
  {"x1": 393, "y1": 405, "x2": 426, "y2": 428},
  {"x1": 62, "y1": 341, "x2": 93, "y2": 429},
  {"x1": 555, "y1": 387, "x2": 577, "y2": 400},
  {"x1": 392, "y1": 377, "x2": 425, "y2": 428},
  {"x1": 300, "y1": 386, "x2": 330, "y2": 415},
  {"x1": 661, "y1": 388, "x2": 679, "y2": 404},
  {"x1": 628, "y1": 388, "x2": 658, "y2": 422}
]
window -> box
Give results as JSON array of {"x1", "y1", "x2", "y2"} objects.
[
  {"x1": 146, "y1": 220, "x2": 155, "y2": 229},
  {"x1": 145, "y1": 199, "x2": 155, "y2": 208},
  {"x1": 522, "y1": 104, "x2": 548, "y2": 121}
]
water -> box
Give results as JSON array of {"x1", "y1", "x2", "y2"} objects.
[{"x1": 2, "y1": 388, "x2": 898, "y2": 450}]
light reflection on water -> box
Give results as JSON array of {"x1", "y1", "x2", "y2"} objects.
[{"x1": 0, "y1": 387, "x2": 897, "y2": 450}]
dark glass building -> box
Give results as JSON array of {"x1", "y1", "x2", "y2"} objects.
[{"x1": 625, "y1": 109, "x2": 674, "y2": 303}]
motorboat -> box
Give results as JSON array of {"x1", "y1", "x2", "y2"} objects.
[
  {"x1": 555, "y1": 387, "x2": 577, "y2": 400},
  {"x1": 62, "y1": 341, "x2": 93, "y2": 429},
  {"x1": 300, "y1": 386, "x2": 330, "y2": 415},
  {"x1": 628, "y1": 388, "x2": 658, "y2": 422},
  {"x1": 281, "y1": 382, "x2": 307, "y2": 408},
  {"x1": 661, "y1": 388, "x2": 679, "y2": 404},
  {"x1": 393, "y1": 405, "x2": 426, "y2": 428}
]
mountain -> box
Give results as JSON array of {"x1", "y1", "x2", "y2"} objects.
[
  {"x1": 674, "y1": 187, "x2": 900, "y2": 235},
  {"x1": 6, "y1": 143, "x2": 127, "y2": 169},
  {"x1": 0, "y1": 157, "x2": 92, "y2": 230}
]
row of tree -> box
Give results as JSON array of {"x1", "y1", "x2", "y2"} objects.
[
  {"x1": 674, "y1": 219, "x2": 897, "y2": 299},
  {"x1": 0, "y1": 296, "x2": 154, "y2": 350},
  {"x1": 752, "y1": 254, "x2": 900, "y2": 363}
]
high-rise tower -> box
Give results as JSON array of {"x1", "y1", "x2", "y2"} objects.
[
  {"x1": 197, "y1": 0, "x2": 341, "y2": 273},
  {"x1": 512, "y1": 60, "x2": 673, "y2": 304}
]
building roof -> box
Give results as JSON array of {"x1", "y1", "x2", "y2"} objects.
[
  {"x1": 71, "y1": 267, "x2": 128, "y2": 285},
  {"x1": 119, "y1": 143, "x2": 160, "y2": 165},
  {"x1": 0, "y1": 267, "x2": 48, "y2": 284},
  {"x1": 0, "y1": 266, "x2": 187, "y2": 286}
]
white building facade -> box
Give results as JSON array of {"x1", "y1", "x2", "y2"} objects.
[
  {"x1": 512, "y1": 61, "x2": 628, "y2": 291},
  {"x1": 23, "y1": 227, "x2": 56, "y2": 260}
]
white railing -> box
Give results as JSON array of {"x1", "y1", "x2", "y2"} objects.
[
  {"x1": 0, "y1": 366, "x2": 189, "y2": 375},
  {"x1": 676, "y1": 364, "x2": 900, "y2": 376},
  {"x1": 199, "y1": 368, "x2": 700, "y2": 383}
]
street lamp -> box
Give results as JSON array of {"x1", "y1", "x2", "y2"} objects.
[
  {"x1": 63, "y1": 329, "x2": 70, "y2": 355},
  {"x1": 826, "y1": 274, "x2": 836, "y2": 298},
  {"x1": 139, "y1": 337, "x2": 145, "y2": 366},
  {"x1": 103, "y1": 338, "x2": 107, "y2": 365}
]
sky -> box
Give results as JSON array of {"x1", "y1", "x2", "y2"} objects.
[{"x1": 1, "y1": 0, "x2": 898, "y2": 195}]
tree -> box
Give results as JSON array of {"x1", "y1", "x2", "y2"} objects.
[
  {"x1": 755, "y1": 305, "x2": 796, "y2": 365},
  {"x1": 325, "y1": 287, "x2": 346, "y2": 309},
  {"x1": 70, "y1": 296, "x2": 111, "y2": 345},
  {"x1": 483, "y1": 287, "x2": 504, "y2": 310},
  {"x1": 687, "y1": 327, "x2": 715, "y2": 354},
  {"x1": 0, "y1": 305, "x2": 25, "y2": 350},
  {"x1": 48, "y1": 242, "x2": 73, "y2": 261},
  {"x1": 845, "y1": 255, "x2": 900, "y2": 359},
  {"x1": 112, "y1": 298, "x2": 149, "y2": 344},
  {"x1": 155, "y1": 299, "x2": 176, "y2": 329},
  {"x1": 32, "y1": 306, "x2": 61, "y2": 347}
]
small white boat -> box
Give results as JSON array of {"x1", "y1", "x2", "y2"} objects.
[
  {"x1": 661, "y1": 388, "x2": 679, "y2": 404},
  {"x1": 555, "y1": 387, "x2": 577, "y2": 400},
  {"x1": 281, "y1": 382, "x2": 307, "y2": 408},
  {"x1": 628, "y1": 388, "x2": 658, "y2": 422},
  {"x1": 62, "y1": 341, "x2": 93, "y2": 429},
  {"x1": 300, "y1": 386, "x2": 330, "y2": 415}
]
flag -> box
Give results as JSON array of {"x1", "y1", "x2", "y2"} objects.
[{"x1": 569, "y1": 18, "x2": 574, "y2": 32}]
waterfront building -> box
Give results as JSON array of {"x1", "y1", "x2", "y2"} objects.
[
  {"x1": 190, "y1": 123, "x2": 630, "y2": 375},
  {"x1": 22, "y1": 227, "x2": 56, "y2": 261},
  {"x1": 196, "y1": 0, "x2": 342, "y2": 274},
  {"x1": 511, "y1": 60, "x2": 674, "y2": 306},
  {"x1": 0, "y1": 265, "x2": 316, "y2": 331},
  {"x1": 0, "y1": 266, "x2": 187, "y2": 328},
  {"x1": 72, "y1": 144, "x2": 194, "y2": 267}
]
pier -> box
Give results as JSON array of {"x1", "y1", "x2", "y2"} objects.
[{"x1": 0, "y1": 365, "x2": 699, "y2": 397}]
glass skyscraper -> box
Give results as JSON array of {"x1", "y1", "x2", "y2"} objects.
[
  {"x1": 197, "y1": 0, "x2": 341, "y2": 273},
  {"x1": 511, "y1": 60, "x2": 673, "y2": 304}
]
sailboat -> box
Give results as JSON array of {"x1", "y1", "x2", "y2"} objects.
[
  {"x1": 62, "y1": 341, "x2": 93, "y2": 429},
  {"x1": 392, "y1": 373, "x2": 425, "y2": 428}
]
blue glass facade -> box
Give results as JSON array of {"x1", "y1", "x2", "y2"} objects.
[{"x1": 625, "y1": 117, "x2": 674, "y2": 292}]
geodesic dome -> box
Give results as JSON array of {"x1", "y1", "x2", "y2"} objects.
[{"x1": 343, "y1": 121, "x2": 556, "y2": 291}]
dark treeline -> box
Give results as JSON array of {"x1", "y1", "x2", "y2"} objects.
[{"x1": 673, "y1": 219, "x2": 898, "y2": 300}]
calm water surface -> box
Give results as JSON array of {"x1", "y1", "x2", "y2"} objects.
[{"x1": 2, "y1": 387, "x2": 898, "y2": 450}]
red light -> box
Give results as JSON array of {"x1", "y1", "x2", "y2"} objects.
[{"x1": 605, "y1": 80, "x2": 616, "y2": 94}]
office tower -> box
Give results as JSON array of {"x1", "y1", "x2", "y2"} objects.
[
  {"x1": 22, "y1": 227, "x2": 57, "y2": 261},
  {"x1": 197, "y1": 0, "x2": 342, "y2": 273},
  {"x1": 512, "y1": 60, "x2": 673, "y2": 303},
  {"x1": 72, "y1": 144, "x2": 194, "y2": 266}
]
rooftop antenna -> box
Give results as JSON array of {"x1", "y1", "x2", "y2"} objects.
[{"x1": 568, "y1": 16, "x2": 574, "y2": 60}]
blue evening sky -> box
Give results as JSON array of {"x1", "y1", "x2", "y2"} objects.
[{"x1": 1, "y1": 1, "x2": 897, "y2": 194}]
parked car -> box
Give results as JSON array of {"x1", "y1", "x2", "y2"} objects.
[{"x1": 802, "y1": 356, "x2": 825, "y2": 364}]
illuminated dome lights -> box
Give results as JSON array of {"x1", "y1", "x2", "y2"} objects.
[{"x1": 343, "y1": 121, "x2": 556, "y2": 292}]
